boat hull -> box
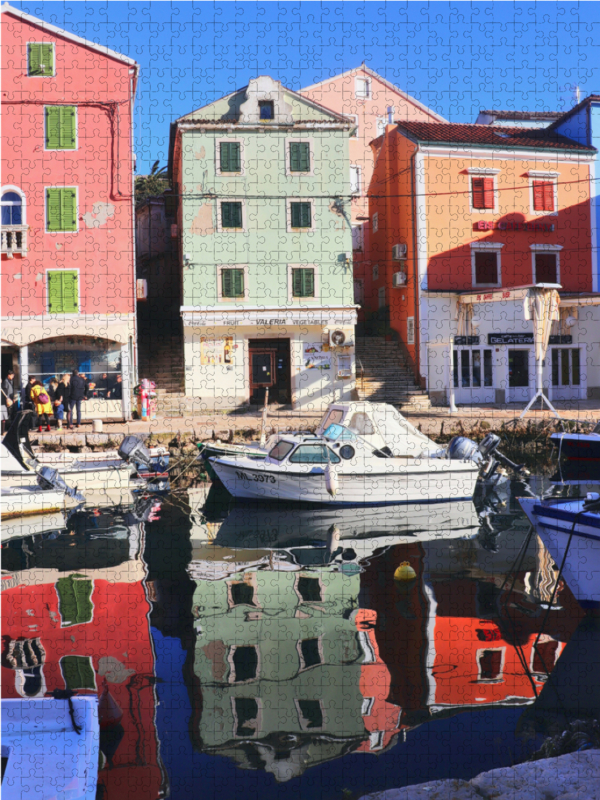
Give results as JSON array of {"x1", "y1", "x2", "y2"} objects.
[
  {"x1": 519, "y1": 497, "x2": 600, "y2": 609},
  {"x1": 551, "y1": 433, "x2": 600, "y2": 461},
  {"x1": 2, "y1": 461, "x2": 135, "y2": 491},
  {"x1": 1, "y1": 486, "x2": 77, "y2": 519},
  {"x1": 210, "y1": 457, "x2": 479, "y2": 505}
]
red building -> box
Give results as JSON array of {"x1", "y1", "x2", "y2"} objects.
[
  {"x1": 1, "y1": 4, "x2": 139, "y2": 418},
  {"x1": 366, "y1": 121, "x2": 597, "y2": 406}
]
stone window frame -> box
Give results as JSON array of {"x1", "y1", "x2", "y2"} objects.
[
  {"x1": 471, "y1": 241, "x2": 504, "y2": 288},
  {"x1": 216, "y1": 263, "x2": 249, "y2": 302},
  {"x1": 216, "y1": 198, "x2": 246, "y2": 232},
  {"x1": 287, "y1": 262, "x2": 319, "y2": 303},
  {"x1": 285, "y1": 138, "x2": 315, "y2": 177}
]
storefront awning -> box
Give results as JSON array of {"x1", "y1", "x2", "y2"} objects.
[{"x1": 455, "y1": 283, "x2": 561, "y2": 306}]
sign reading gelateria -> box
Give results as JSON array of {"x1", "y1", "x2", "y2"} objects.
[
  {"x1": 488, "y1": 333, "x2": 573, "y2": 345},
  {"x1": 476, "y1": 221, "x2": 556, "y2": 232}
]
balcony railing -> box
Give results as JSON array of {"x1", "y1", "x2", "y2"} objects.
[{"x1": 1, "y1": 226, "x2": 28, "y2": 256}]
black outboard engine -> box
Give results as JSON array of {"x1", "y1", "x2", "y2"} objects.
[
  {"x1": 36, "y1": 466, "x2": 85, "y2": 502},
  {"x1": 118, "y1": 436, "x2": 152, "y2": 469},
  {"x1": 447, "y1": 436, "x2": 483, "y2": 464}
]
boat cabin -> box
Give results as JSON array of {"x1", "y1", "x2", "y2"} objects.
[{"x1": 315, "y1": 402, "x2": 439, "y2": 458}]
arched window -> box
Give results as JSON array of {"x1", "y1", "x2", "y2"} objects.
[{"x1": 1, "y1": 191, "x2": 23, "y2": 225}]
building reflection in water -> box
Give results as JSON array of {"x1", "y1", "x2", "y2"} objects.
[
  {"x1": 169, "y1": 493, "x2": 585, "y2": 783},
  {"x1": 1, "y1": 499, "x2": 168, "y2": 800}
]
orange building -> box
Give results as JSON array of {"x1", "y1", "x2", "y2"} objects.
[
  {"x1": 300, "y1": 66, "x2": 443, "y2": 321},
  {"x1": 367, "y1": 122, "x2": 598, "y2": 406}
]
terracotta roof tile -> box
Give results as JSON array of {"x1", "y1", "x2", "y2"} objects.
[
  {"x1": 480, "y1": 110, "x2": 562, "y2": 121},
  {"x1": 396, "y1": 121, "x2": 596, "y2": 152}
]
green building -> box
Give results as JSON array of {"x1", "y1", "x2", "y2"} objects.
[{"x1": 169, "y1": 76, "x2": 357, "y2": 409}]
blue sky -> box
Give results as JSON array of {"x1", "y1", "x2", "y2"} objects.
[{"x1": 14, "y1": 1, "x2": 600, "y2": 172}]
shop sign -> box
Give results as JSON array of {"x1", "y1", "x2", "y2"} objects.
[
  {"x1": 454, "y1": 336, "x2": 480, "y2": 346},
  {"x1": 488, "y1": 332, "x2": 534, "y2": 345},
  {"x1": 548, "y1": 334, "x2": 573, "y2": 345},
  {"x1": 488, "y1": 333, "x2": 573, "y2": 345},
  {"x1": 476, "y1": 220, "x2": 555, "y2": 232}
]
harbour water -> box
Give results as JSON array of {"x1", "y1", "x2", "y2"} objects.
[{"x1": 2, "y1": 478, "x2": 597, "y2": 800}]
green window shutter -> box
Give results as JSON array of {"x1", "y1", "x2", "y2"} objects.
[
  {"x1": 56, "y1": 575, "x2": 93, "y2": 626},
  {"x1": 61, "y1": 271, "x2": 79, "y2": 312},
  {"x1": 47, "y1": 188, "x2": 77, "y2": 231},
  {"x1": 233, "y1": 269, "x2": 244, "y2": 297},
  {"x1": 60, "y1": 107, "x2": 76, "y2": 148},
  {"x1": 292, "y1": 268, "x2": 303, "y2": 297},
  {"x1": 28, "y1": 43, "x2": 40, "y2": 74},
  {"x1": 222, "y1": 202, "x2": 242, "y2": 228},
  {"x1": 293, "y1": 268, "x2": 314, "y2": 297},
  {"x1": 61, "y1": 189, "x2": 77, "y2": 230},
  {"x1": 291, "y1": 202, "x2": 311, "y2": 228},
  {"x1": 301, "y1": 203, "x2": 311, "y2": 227},
  {"x1": 48, "y1": 272, "x2": 62, "y2": 312},
  {"x1": 46, "y1": 189, "x2": 61, "y2": 231},
  {"x1": 61, "y1": 656, "x2": 95, "y2": 691},
  {"x1": 28, "y1": 43, "x2": 53, "y2": 76},
  {"x1": 41, "y1": 43, "x2": 54, "y2": 76},
  {"x1": 48, "y1": 271, "x2": 78, "y2": 313},
  {"x1": 222, "y1": 269, "x2": 233, "y2": 297},
  {"x1": 291, "y1": 203, "x2": 301, "y2": 228},
  {"x1": 220, "y1": 142, "x2": 241, "y2": 172},
  {"x1": 303, "y1": 268, "x2": 314, "y2": 296},
  {"x1": 46, "y1": 107, "x2": 60, "y2": 148},
  {"x1": 290, "y1": 142, "x2": 310, "y2": 172}
]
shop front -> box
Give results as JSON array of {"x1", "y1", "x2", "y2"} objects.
[
  {"x1": 181, "y1": 307, "x2": 357, "y2": 410},
  {"x1": 425, "y1": 288, "x2": 597, "y2": 408},
  {"x1": 0, "y1": 312, "x2": 136, "y2": 420}
]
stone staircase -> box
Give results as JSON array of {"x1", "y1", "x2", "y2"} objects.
[
  {"x1": 137, "y1": 315, "x2": 185, "y2": 395},
  {"x1": 355, "y1": 336, "x2": 431, "y2": 409}
]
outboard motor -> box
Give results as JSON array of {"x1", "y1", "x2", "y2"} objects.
[
  {"x1": 36, "y1": 466, "x2": 85, "y2": 502},
  {"x1": 447, "y1": 436, "x2": 483, "y2": 465},
  {"x1": 118, "y1": 436, "x2": 152, "y2": 469}
]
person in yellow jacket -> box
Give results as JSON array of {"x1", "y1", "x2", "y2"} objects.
[{"x1": 31, "y1": 380, "x2": 53, "y2": 432}]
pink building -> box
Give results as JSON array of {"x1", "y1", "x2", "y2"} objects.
[
  {"x1": 1, "y1": 3, "x2": 138, "y2": 418},
  {"x1": 300, "y1": 66, "x2": 444, "y2": 321}
]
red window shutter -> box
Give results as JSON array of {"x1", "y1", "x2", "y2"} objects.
[
  {"x1": 533, "y1": 181, "x2": 545, "y2": 211},
  {"x1": 482, "y1": 178, "x2": 494, "y2": 209},
  {"x1": 472, "y1": 178, "x2": 485, "y2": 209},
  {"x1": 533, "y1": 181, "x2": 554, "y2": 212},
  {"x1": 543, "y1": 182, "x2": 554, "y2": 211}
]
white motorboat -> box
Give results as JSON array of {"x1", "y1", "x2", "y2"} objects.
[
  {"x1": 1, "y1": 696, "x2": 99, "y2": 800},
  {"x1": 1, "y1": 486, "x2": 78, "y2": 519},
  {"x1": 519, "y1": 493, "x2": 600, "y2": 610},
  {"x1": 210, "y1": 423, "x2": 481, "y2": 506},
  {"x1": 1, "y1": 443, "x2": 136, "y2": 490}
]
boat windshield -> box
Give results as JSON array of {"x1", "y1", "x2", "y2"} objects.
[
  {"x1": 593, "y1": 421, "x2": 600, "y2": 435},
  {"x1": 323, "y1": 424, "x2": 358, "y2": 443}
]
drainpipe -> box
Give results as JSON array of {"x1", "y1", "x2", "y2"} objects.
[{"x1": 410, "y1": 143, "x2": 422, "y2": 387}]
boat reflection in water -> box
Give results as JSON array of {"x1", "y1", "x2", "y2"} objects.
[
  {"x1": 1, "y1": 498, "x2": 167, "y2": 800},
  {"x1": 174, "y1": 491, "x2": 584, "y2": 785}
]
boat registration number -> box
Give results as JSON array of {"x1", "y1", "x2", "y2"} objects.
[{"x1": 236, "y1": 470, "x2": 276, "y2": 484}]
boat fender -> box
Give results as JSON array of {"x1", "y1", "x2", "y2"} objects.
[
  {"x1": 394, "y1": 562, "x2": 417, "y2": 582},
  {"x1": 325, "y1": 462, "x2": 339, "y2": 497}
]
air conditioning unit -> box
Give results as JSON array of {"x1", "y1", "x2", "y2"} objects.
[
  {"x1": 392, "y1": 243, "x2": 407, "y2": 261},
  {"x1": 329, "y1": 328, "x2": 355, "y2": 348},
  {"x1": 392, "y1": 271, "x2": 407, "y2": 288}
]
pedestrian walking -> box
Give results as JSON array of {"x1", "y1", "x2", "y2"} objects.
[
  {"x1": 54, "y1": 373, "x2": 70, "y2": 430},
  {"x1": 68, "y1": 369, "x2": 87, "y2": 429},
  {"x1": 31, "y1": 380, "x2": 52, "y2": 432},
  {"x1": 1, "y1": 369, "x2": 16, "y2": 433}
]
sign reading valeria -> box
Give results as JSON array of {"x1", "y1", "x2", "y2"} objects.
[{"x1": 476, "y1": 221, "x2": 555, "y2": 232}]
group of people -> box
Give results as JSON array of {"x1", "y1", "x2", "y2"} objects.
[{"x1": 1, "y1": 369, "x2": 124, "y2": 433}]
